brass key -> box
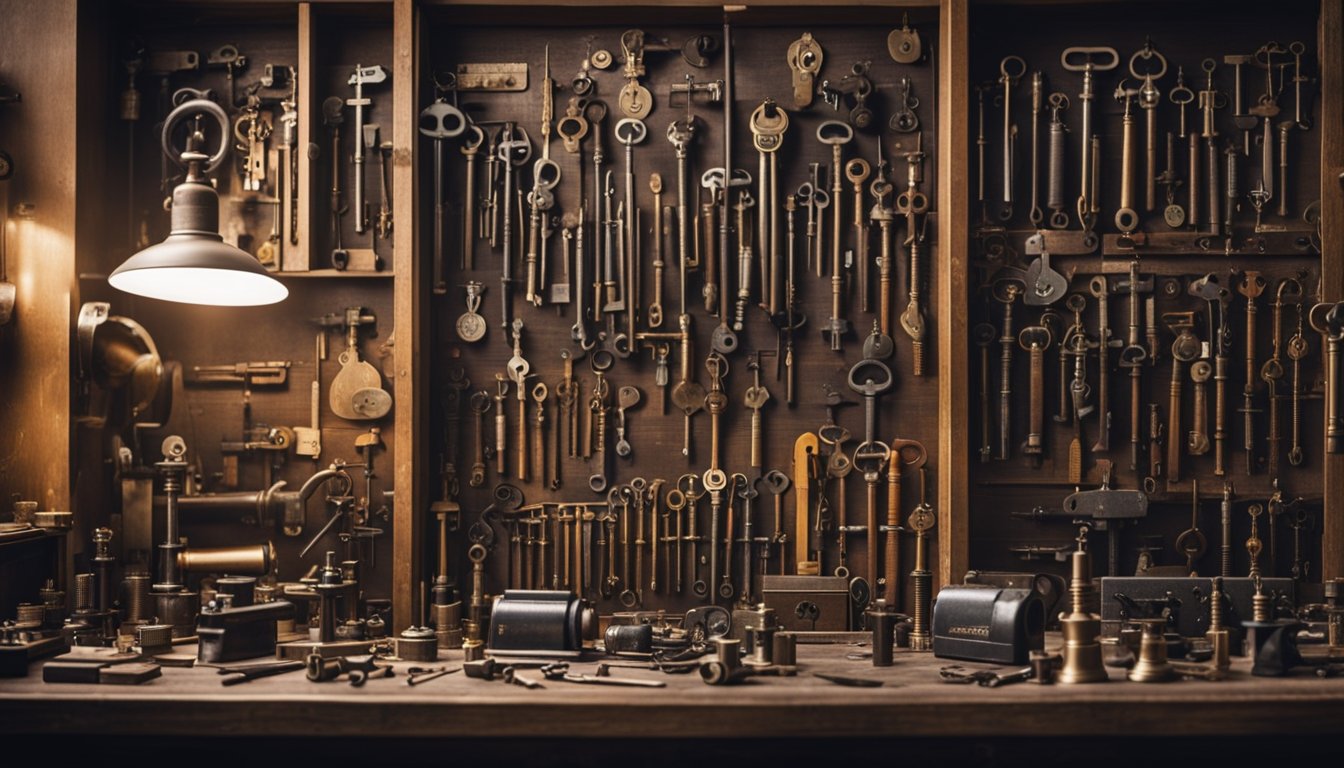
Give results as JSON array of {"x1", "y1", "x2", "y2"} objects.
[
  {"x1": 678, "y1": 473, "x2": 707, "y2": 597},
  {"x1": 1237, "y1": 271, "x2": 1267, "y2": 474},
  {"x1": 469, "y1": 390, "x2": 492, "y2": 488},
  {"x1": 846, "y1": 158, "x2": 872, "y2": 313},
  {"x1": 1174, "y1": 478, "x2": 1206, "y2": 575},
  {"x1": 507, "y1": 319, "x2": 532, "y2": 481},
  {"x1": 648, "y1": 174, "x2": 665, "y2": 328},
  {"x1": 614, "y1": 385, "x2": 641, "y2": 459},
  {"x1": 588, "y1": 351, "x2": 613, "y2": 493},
  {"x1": 665, "y1": 487, "x2": 686, "y2": 593},
  {"x1": 1219, "y1": 482, "x2": 1235, "y2": 578},
  {"x1": 1089, "y1": 276, "x2": 1122, "y2": 453},
  {"x1": 897, "y1": 137, "x2": 930, "y2": 374},
  {"x1": 998, "y1": 55, "x2": 1025, "y2": 222},
  {"x1": 994, "y1": 279, "x2": 1025, "y2": 460},
  {"x1": 1287, "y1": 305, "x2": 1310, "y2": 466},
  {"x1": 818, "y1": 121, "x2": 854, "y2": 352},
  {"x1": 493, "y1": 375, "x2": 510, "y2": 476},
  {"x1": 1261, "y1": 280, "x2": 1297, "y2": 476},
  {"x1": 871, "y1": 172, "x2": 896, "y2": 345},
  {"x1": 743, "y1": 355, "x2": 771, "y2": 470},
  {"x1": 531, "y1": 382, "x2": 549, "y2": 487},
  {"x1": 1308, "y1": 302, "x2": 1344, "y2": 454},
  {"x1": 1019, "y1": 324, "x2": 1053, "y2": 460},
  {"x1": 1190, "y1": 359, "x2": 1213, "y2": 456},
  {"x1": 649, "y1": 478, "x2": 665, "y2": 594},
  {"x1": 907, "y1": 470, "x2": 936, "y2": 652},
  {"x1": 1165, "y1": 312, "x2": 1201, "y2": 484}
]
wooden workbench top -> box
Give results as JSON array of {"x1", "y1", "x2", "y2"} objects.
[{"x1": 3, "y1": 640, "x2": 1343, "y2": 739}]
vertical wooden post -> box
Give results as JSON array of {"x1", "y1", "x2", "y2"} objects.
[
  {"x1": 286, "y1": 3, "x2": 314, "y2": 272},
  {"x1": 392, "y1": 0, "x2": 423, "y2": 631},
  {"x1": 1319, "y1": 0, "x2": 1343, "y2": 580},
  {"x1": 937, "y1": 0, "x2": 971, "y2": 589}
]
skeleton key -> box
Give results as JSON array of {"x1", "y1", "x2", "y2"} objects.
[
  {"x1": 1237, "y1": 271, "x2": 1267, "y2": 474},
  {"x1": 1066, "y1": 318, "x2": 1095, "y2": 485},
  {"x1": 998, "y1": 56, "x2": 1025, "y2": 222},
  {"x1": 1118, "y1": 263, "x2": 1153, "y2": 471},
  {"x1": 1174, "y1": 478, "x2": 1206, "y2": 575},
  {"x1": 907, "y1": 471, "x2": 936, "y2": 651},
  {"x1": 588, "y1": 351, "x2": 613, "y2": 493},
  {"x1": 1246, "y1": 503, "x2": 1264, "y2": 579},
  {"x1": 493, "y1": 375, "x2": 510, "y2": 476},
  {"x1": 844, "y1": 158, "x2": 872, "y2": 315},
  {"x1": 743, "y1": 356, "x2": 772, "y2": 470},
  {"x1": 1308, "y1": 302, "x2": 1344, "y2": 454},
  {"x1": 851, "y1": 441, "x2": 890, "y2": 610},
  {"x1": 994, "y1": 280, "x2": 1025, "y2": 460},
  {"x1": 420, "y1": 99, "x2": 468, "y2": 282},
  {"x1": 598, "y1": 502, "x2": 617, "y2": 599},
  {"x1": 1190, "y1": 359, "x2": 1213, "y2": 457},
  {"x1": 612, "y1": 486, "x2": 634, "y2": 607},
  {"x1": 1287, "y1": 307, "x2": 1309, "y2": 466},
  {"x1": 1130, "y1": 41, "x2": 1167, "y2": 213},
  {"x1": 679, "y1": 473, "x2": 708, "y2": 597},
  {"x1": 469, "y1": 390, "x2": 492, "y2": 488},
  {"x1": 1262, "y1": 280, "x2": 1297, "y2": 475},
  {"x1": 897, "y1": 137, "x2": 930, "y2": 373},
  {"x1": 507, "y1": 319, "x2": 532, "y2": 481},
  {"x1": 763, "y1": 470, "x2": 790, "y2": 574},
  {"x1": 551, "y1": 212, "x2": 576, "y2": 307},
  {"x1": 648, "y1": 174, "x2": 665, "y2": 328},
  {"x1": 665, "y1": 487, "x2": 686, "y2": 594},
  {"x1": 614, "y1": 385, "x2": 641, "y2": 459},
  {"x1": 649, "y1": 478, "x2": 665, "y2": 594},
  {"x1": 667, "y1": 119, "x2": 697, "y2": 317},
  {"x1": 1169, "y1": 65, "x2": 1195, "y2": 139},
  {"x1": 1090, "y1": 276, "x2": 1122, "y2": 453},
  {"x1": 532, "y1": 382, "x2": 549, "y2": 487},
  {"x1": 732, "y1": 189, "x2": 756, "y2": 332},
  {"x1": 701, "y1": 167, "x2": 725, "y2": 316},
  {"x1": 631, "y1": 478, "x2": 648, "y2": 606},
  {"x1": 1061, "y1": 46, "x2": 1120, "y2": 232},
  {"x1": 666, "y1": 315, "x2": 705, "y2": 458},
  {"x1": 719, "y1": 474, "x2": 742, "y2": 602},
  {"x1": 818, "y1": 121, "x2": 854, "y2": 352},
  {"x1": 1288, "y1": 505, "x2": 1312, "y2": 582},
  {"x1": 786, "y1": 32, "x2": 824, "y2": 110},
  {"x1": 1027, "y1": 71, "x2": 1044, "y2": 225},
  {"x1": 735, "y1": 473, "x2": 758, "y2": 604},
  {"x1": 1018, "y1": 324, "x2": 1053, "y2": 460},
  {"x1": 871, "y1": 174, "x2": 897, "y2": 346},
  {"x1": 751, "y1": 99, "x2": 789, "y2": 316},
  {"x1": 1165, "y1": 311, "x2": 1201, "y2": 483},
  {"x1": 1113, "y1": 80, "x2": 1140, "y2": 232},
  {"x1": 974, "y1": 323, "x2": 998, "y2": 462},
  {"x1": 890, "y1": 76, "x2": 920, "y2": 133}
]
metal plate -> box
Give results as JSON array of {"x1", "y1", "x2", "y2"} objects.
[{"x1": 455, "y1": 63, "x2": 528, "y2": 92}]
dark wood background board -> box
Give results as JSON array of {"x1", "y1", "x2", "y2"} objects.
[
  {"x1": 421, "y1": 10, "x2": 944, "y2": 617},
  {"x1": 964, "y1": 0, "x2": 1325, "y2": 581}
]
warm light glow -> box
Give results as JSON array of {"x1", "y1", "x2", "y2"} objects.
[{"x1": 108, "y1": 266, "x2": 289, "y2": 306}]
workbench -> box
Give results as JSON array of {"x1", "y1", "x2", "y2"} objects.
[{"x1": 2, "y1": 640, "x2": 1341, "y2": 763}]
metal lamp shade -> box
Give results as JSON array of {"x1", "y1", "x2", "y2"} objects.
[{"x1": 109, "y1": 176, "x2": 287, "y2": 306}]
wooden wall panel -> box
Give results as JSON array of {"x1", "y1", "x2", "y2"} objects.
[
  {"x1": 0, "y1": 0, "x2": 78, "y2": 519},
  {"x1": 421, "y1": 5, "x2": 944, "y2": 619}
]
